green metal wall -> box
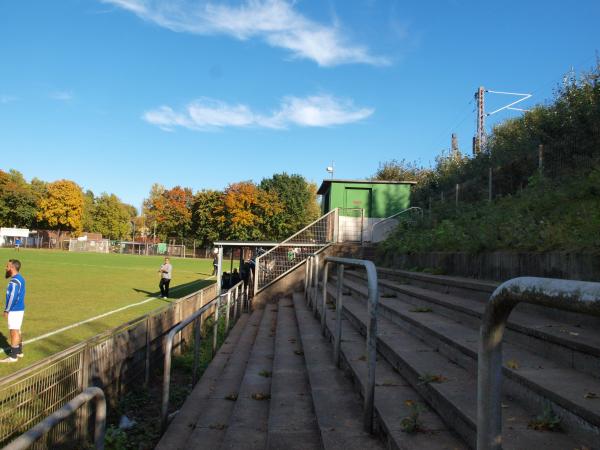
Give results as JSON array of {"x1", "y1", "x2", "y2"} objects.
[{"x1": 322, "y1": 182, "x2": 411, "y2": 218}]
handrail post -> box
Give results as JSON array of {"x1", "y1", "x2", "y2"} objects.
[
  {"x1": 333, "y1": 264, "x2": 344, "y2": 367},
  {"x1": 364, "y1": 261, "x2": 379, "y2": 433},
  {"x1": 212, "y1": 296, "x2": 221, "y2": 357},
  {"x1": 192, "y1": 313, "x2": 202, "y2": 385},
  {"x1": 304, "y1": 257, "x2": 310, "y2": 302},
  {"x1": 306, "y1": 256, "x2": 313, "y2": 305},
  {"x1": 323, "y1": 256, "x2": 379, "y2": 434},
  {"x1": 476, "y1": 277, "x2": 600, "y2": 450},
  {"x1": 161, "y1": 333, "x2": 175, "y2": 431},
  {"x1": 161, "y1": 290, "x2": 233, "y2": 430},
  {"x1": 233, "y1": 286, "x2": 239, "y2": 320},
  {"x1": 225, "y1": 291, "x2": 231, "y2": 331},
  {"x1": 312, "y1": 254, "x2": 320, "y2": 316},
  {"x1": 321, "y1": 262, "x2": 329, "y2": 335},
  {"x1": 253, "y1": 256, "x2": 259, "y2": 298}
]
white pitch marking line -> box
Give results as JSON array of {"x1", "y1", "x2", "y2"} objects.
[
  {"x1": 24, "y1": 297, "x2": 159, "y2": 345},
  {"x1": 23, "y1": 283, "x2": 201, "y2": 345}
]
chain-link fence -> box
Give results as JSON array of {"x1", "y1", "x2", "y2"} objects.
[
  {"x1": 254, "y1": 209, "x2": 337, "y2": 292},
  {"x1": 0, "y1": 282, "x2": 220, "y2": 449},
  {"x1": 413, "y1": 140, "x2": 600, "y2": 211}
]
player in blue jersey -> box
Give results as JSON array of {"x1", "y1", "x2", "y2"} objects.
[{"x1": 1, "y1": 259, "x2": 25, "y2": 363}]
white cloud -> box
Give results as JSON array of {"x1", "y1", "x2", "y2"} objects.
[
  {"x1": 0, "y1": 95, "x2": 17, "y2": 104},
  {"x1": 142, "y1": 94, "x2": 374, "y2": 131},
  {"x1": 101, "y1": 0, "x2": 389, "y2": 67},
  {"x1": 49, "y1": 91, "x2": 74, "y2": 101}
]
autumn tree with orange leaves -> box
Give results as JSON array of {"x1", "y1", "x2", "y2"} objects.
[
  {"x1": 215, "y1": 181, "x2": 283, "y2": 241},
  {"x1": 146, "y1": 185, "x2": 194, "y2": 240}
]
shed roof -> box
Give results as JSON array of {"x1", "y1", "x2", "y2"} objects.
[
  {"x1": 317, "y1": 179, "x2": 417, "y2": 195},
  {"x1": 213, "y1": 241, "x2": 278, "y2": 247}
]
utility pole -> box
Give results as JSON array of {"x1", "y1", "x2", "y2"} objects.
[
  {"x1": 451, "y1": 133, "x2": 460, "y2": 158},
  {"x1": 472, "y1": 87, "x2": 532, "y2": 155},
  {"x1": 473, "y1": 86, "x2": 485, "y2": 155}
]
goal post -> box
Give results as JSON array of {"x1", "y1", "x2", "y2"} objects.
[
  {"x1": 68, "y1": 239, "x2": 110, "y2": 253},
  {"x1": 114, "y1": 242, "x2": 186, "y2": 257}
]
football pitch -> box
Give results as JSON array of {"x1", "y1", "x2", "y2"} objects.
[{"x1": 0, "y1": 248, "x2": 218, "y2": 377}]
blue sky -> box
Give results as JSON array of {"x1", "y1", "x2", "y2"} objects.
[{"x1": 1, "y1": 0, "x2": 598, "y2": 208}]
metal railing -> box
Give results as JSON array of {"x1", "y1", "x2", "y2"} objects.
[
  {"x1": 306, "y1": 255, "x2": 379, "y2": 433},
  {"x1": 0, "y1": 282, "x2": 218, "y2": 449},
  {"x1": 4, "y1": 387, "x2": 106, "y2": 450},
  {"x1": 477, "y1": 277, "x2": 600, "y2": 450},
  {"x1": 161, "y1": 281, "x2": 247, "y2": 431},
  {"x1": 369, "y1": 207, "x2": 423, "y2": 243},
  {"x1": 254, "y1": 209, "x2": 338, "y2": 294}
]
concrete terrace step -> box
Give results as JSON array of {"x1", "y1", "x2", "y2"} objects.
[
  {"x1": 345, "y1": 270, "x2": 600, "y2": 377},
  {"x1": 266, "y1": 296, "x2": 322, "y2": 449},
  {"x1": 375, "y1": 267, "x2": 497, "y2": 302},
  {"x1": 319, "y1": 283, "x2": 584, "y2": 449},
  {"x1": 292, "y1": 292, "x2": 385, "y2": 450},
  {"x1": 220, "y1": 302, "x2": 278, "y2": 449},
  {"x1": 308, "y1": 291, "x2": 468, "y2": 450},
  {"x1": 156, "y1": 310, "x2": 257, "y2": 450},
  {"x1": 372, "y1": 266, "x2": 600, "y2": 328},
  {"x1": 334, "y1": 276, "x2": 600, "y2": 446}
]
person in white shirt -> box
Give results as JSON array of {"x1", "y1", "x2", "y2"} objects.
[{"x1": 158, "y1": 258, "x2": 172, "y2": 299}]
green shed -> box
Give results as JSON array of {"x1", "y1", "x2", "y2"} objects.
[{"x1": 317, "y1": 179, "x2": 416, "y2": 242}]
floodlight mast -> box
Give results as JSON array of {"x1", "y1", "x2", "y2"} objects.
[{"x1": 326, "y1": 162, "x2": 334, "y2": 179}]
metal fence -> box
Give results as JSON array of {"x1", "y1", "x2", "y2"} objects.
[
  {"x1": 254, "y1": 209, "x2": 337, "y2": 293},
  {"x1": 369, "y1": 207, "x2": 423, "y2": 243},
  {"x1": 304, "y1": 255, "x2": 379, "y2": 433},
  {"x1": 0, "y1": 282, "x2": 219, "y2": 449},
  {"x1": 413, "y1": 141, "x2": 600, "y2": 211}
]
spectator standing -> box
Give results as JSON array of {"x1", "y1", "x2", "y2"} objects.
[
  {"x1": 158, "y1": 257, "x2": 172, "y2": 299},
  {"x1": 1, "y1": 259, "x2": 25, "y2": 363}
]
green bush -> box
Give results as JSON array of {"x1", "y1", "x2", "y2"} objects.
[{"x1": 380, "y1": 167, "x2": 600, "y2": 255}]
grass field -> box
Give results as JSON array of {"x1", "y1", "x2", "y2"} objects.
[{"x1": 0, "y1": 248, "x2": 220, "y2": 377}]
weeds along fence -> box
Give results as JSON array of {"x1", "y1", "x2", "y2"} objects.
[
  {"x1": 412, "y1": 139, "x2": 600, "y2": 211},
  {"x1": 0, "y1": 281, "x2": 231, "y2": 449}
]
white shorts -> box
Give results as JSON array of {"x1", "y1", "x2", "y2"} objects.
[{"x1": 7, "y1": 311, "x2": 24, "y2": 330}]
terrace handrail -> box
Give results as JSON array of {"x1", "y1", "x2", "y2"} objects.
[
  {"x1": 310, "y1": 256, "x2": 379, "y2": 433},
  {"x1": 477, "y1": 277, "x2": 600, "y2": 450},
  {"x1": 370, "y1": 206, "x2": 422, "y2": 242},
  {"x1": 161, "y1": 281, "x2": 246, "y2": 431},
  {"x1": 4, "y1": 387, "x2": 106, "y2": 450},
  {"x1": 254, "y1": 208, "x2": 338, "y2": 294}
]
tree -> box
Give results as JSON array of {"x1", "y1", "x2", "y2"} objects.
[
  {"x1": 90, "y1": 193, "x2": 132, "y2": 239},
  {"x1": 192, "y1": 190, "x2": 225, "y2": 246},
  {"x1": 0, "y1": 170, "x2": 38, "y2": 228},
  {"x1": 37, "y1": 179, "x2": 84, "y2": 240},
  {"x1": 82, "y1": 190, "x2": 96, "y2": 232},
  {"x1": 149, "y1": 186, "x2": 193, "y2": 241},
  {"x1": 259, "y1": 173, "x2": 320, "y2": 239},
  {"x1": 372, "y1": 159, "x2": 429, "y2": 183},
  {"x1": 216, "y1": 182, "x2": 282, "y2": 240},
  {"x1": 143, "y1": 183, "x2": 165, "y2": 239}
]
